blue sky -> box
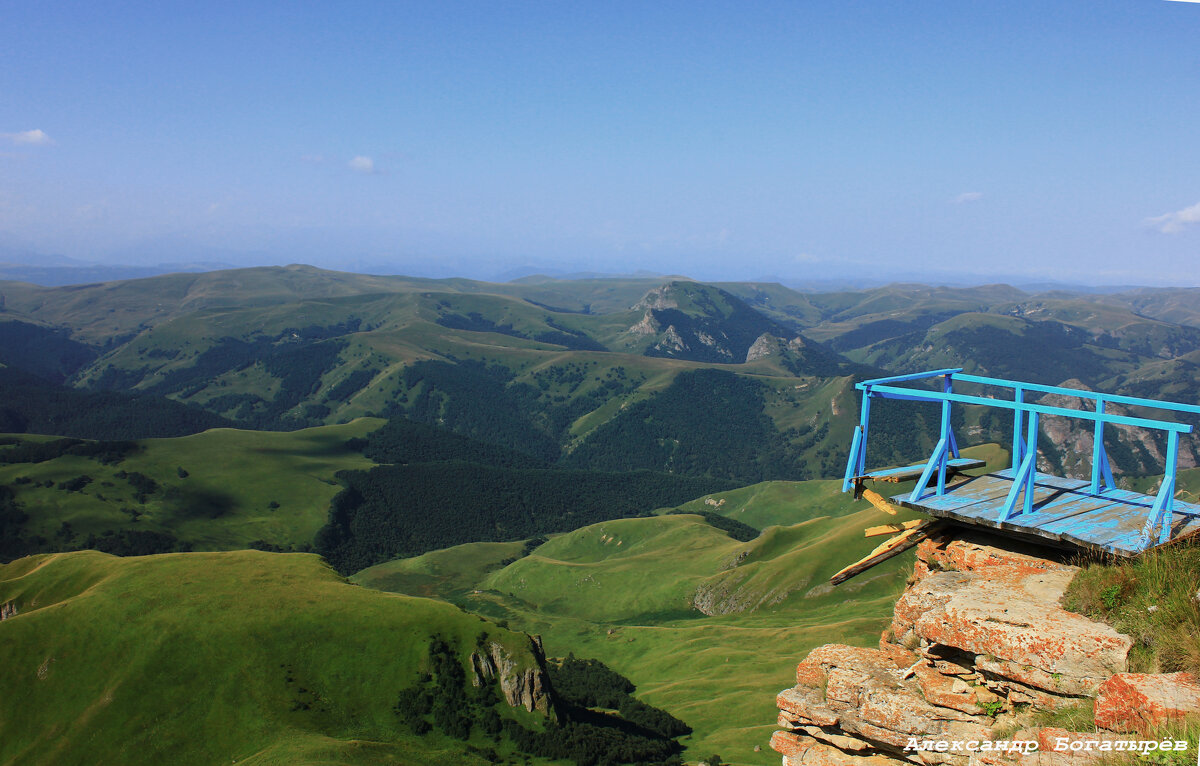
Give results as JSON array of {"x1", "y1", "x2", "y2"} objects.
[{"x1": 2, "y1": 1, "x2": 1199, "y2": 284}]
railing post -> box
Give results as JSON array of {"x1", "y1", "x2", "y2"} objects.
[
  {"x1": 1160, "y1": 430, "x2": 1180, "y2": 545},
  {"x1": 857, "y1": 391, "x2": 871, "y2": 479},
  {"x1": 843, "y1": 387, "x2": 872, "y2": 492},
  {"x1": 842, "y1": 428, "x2": 862, "y2": 493},
  {"x1": 1090, "y1": 399, "x2": 1106, "y2": 495},
  {"x1": 937, "y1": 374, "x2": 953, "y2": 495},
  {"x1": 1012, "y1": 386, "x2": 1025, "y2": 474},
  {"x1": 1023, "y1": 411, "x2": 1040, "y2": 516}
]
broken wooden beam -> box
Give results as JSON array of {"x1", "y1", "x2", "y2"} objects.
[
  {"x1": 861, "y1": 488, "x2": 900, "y2": 516},
  {"x1": 864, "y1": 519, "x2": 924, "y2": 538},
  {"x1": 831, "y1": 520, "x2": 944, "y2": 585}
]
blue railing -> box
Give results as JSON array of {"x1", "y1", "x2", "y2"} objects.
[{"x1": 841, "y1": 369, "x2": 1200, "y2": 547}]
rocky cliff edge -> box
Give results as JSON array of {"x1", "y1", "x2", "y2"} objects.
[{"x1": 771, "y1": 532, "x2": 1200, "y2": 766}]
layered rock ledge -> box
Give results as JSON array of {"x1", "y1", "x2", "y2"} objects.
[{"x1": 771, "y1": 533, "x2": 1200, "y2": 766}]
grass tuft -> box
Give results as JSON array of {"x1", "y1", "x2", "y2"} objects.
[
  {"x1": 1094, "y1": 716, "x2": 1200, "y2": 766},
  {"x1": 991, "y1": 700, "x2": 1096, "y2": 740},
  {"x1": 1063, "y1": 534, "x2": 1200, "y2": 675}
]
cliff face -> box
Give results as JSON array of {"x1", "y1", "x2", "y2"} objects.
[
  {"x1": 771, "y1": 533, "x2": 1200, "y2": 766},
  {"x1": 470, "y1": 635, "x2": 554, "y2": 716}
]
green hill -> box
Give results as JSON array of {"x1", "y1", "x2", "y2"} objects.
[
  {"x1": 0, "y1": 550, "x2": 551, "y2": 765},
  {"x1": 49, "y1": 281, "x2": 866, "y2": 470},
  {"x1": 0, "y1": 419, "x2": 383, "y2": 559},
  {"x1": 362, "y1": 504, "x2": 912, "y2": 764},
  {"x1": 352, "y1": 540, "x2": 531, "y2": 600},
  {"x1": 315, "y1": 460, "x2": 736, "y2": 574},
  {"x1": 356, "y1": 444, "x2": 1009, "y2": 764}
]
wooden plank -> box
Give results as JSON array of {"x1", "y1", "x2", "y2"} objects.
[
  {"x1": 858, "y1": 458, "x2": 986, "y2": 484},
  {"x1": 862, "y1": 489, "x2": 900, "y2": 516},
  {"x1": 891, "y1": 469, "x2": 1200, "y2": 556},
  {"x1": 864, "y1": 520, "x2": 924, "y2": 538},
  {"x1": 831, "y1": 520, "x2": 944, "y2": 585}
]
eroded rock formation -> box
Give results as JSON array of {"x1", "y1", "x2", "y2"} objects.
[
  {"x1": 470, "y1": 636, "x2": 553, "y2": 715},
  {"x1": 771, "y1": 532, "x2": 1200, "y2": 766}
]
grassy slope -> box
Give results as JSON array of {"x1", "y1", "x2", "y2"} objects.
[
  {"x1": 0, "y1": 550, "x2": 545, "y2": 766},
  {"x1": 1063, "y1": 533, "x2": 1200, "y2": 676},
  {"x1": 73, "y1": 286, "x2": 747, "y2": 431},
  {"x1": 353, "y1": 540, "x2": 528, "y2": 600},
  {"x1": 1, "y1": 419, "x2": 382, "y2": 550},
  {"x1": 458, "y1": 512, "x2": 909, "y2": 765},
  {"x1": 54, "y1": 278, "x2": 862, "y2": 468},
  {"x1": 357, "y1": 444, "x2": 1008, "y2": 765}
]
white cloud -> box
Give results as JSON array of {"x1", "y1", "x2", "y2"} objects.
[
  {"x1": 1144, "y1": 201, "x2": 1200, "y2": 234},
  {"x1": 348, "y1": 156, "x2": 375, "y2": 174},
  {"x1": 953, "y1": 191, "x2": 983, "y2": 204},
  {"x1": 2, "y1": 129, "x2": 53, "y2": 145}
]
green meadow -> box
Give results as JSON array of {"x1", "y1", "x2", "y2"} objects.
[
  {"x1": 1, "y1": 419, "x2": 382, "y2": 550},
  {"x1": 356, "y1": 444, "x2": 1009, "y2": 764},
  {"x1": 0, "y1": 550, "x2": 546, "y2": 766}
]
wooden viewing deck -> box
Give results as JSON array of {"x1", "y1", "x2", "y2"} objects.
[{"x1": 840, "y1": 369, "x2": 1200, "y2": 562}]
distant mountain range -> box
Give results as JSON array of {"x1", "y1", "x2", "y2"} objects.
[{"x1": 2, "y1": 263, "x2": 1199, "y2": 481}]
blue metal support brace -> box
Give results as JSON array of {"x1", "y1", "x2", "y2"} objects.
[
  {"x1": 999, "y1": 411, "x2": 1040, "y2": 521},
  {"x1": 1101, "y1": 452, "x2": 1116, "y2": 490},
  {"x1": 909, "y1": 437, "x2": 949, "y2": 503},
  {"x1": 1141, "y1": 430, "x2": 1180, "y2": 546},
  {"x1": 1022, "y1": 411, "x2": 1039, "y2": 516}
]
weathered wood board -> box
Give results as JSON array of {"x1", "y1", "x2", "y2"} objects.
[{"x1": 890, "y1": 469, "x2": 1200, "y2": 556}]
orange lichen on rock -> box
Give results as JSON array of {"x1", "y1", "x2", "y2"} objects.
[
  {"x1": 1093, "y1": 672, "x2": 1200, "y2": 732},
  {"x1": 769, "y1": 533, "x2": 1171, "y2": 766}
]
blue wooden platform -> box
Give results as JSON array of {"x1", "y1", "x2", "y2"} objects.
[
  {"x1": 889, "y1": 469, "x2": 1200, "y2": 556},
  {"x1": 843, "y1": 369, "x2": 1200, "y2": 557}
]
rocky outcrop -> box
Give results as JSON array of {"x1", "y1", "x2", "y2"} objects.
[
  {"x1": 0, "y1": 600, "x2": 16, "y2": 621},
  {"x1": 692, "y1": 566, "x2": 793, "y2": 615},
  {"x1": 746, "y1": 333, "x2": 780, "y2": 362},
  {"x1": 627, "y1": 310, "x2": 660, "y2": 336},
  {"x1": 1093, "y1": 672, "x2": 1200, "y2": 732},
  {"x1": 771, "y1": 533, "x2": 1200, "y2": 766},
  {"x1": 744, "y1": 332, "x2": 817, "y2": 363},
  {"x1": 657, "y1": 325, "x2": 690, "y2": 354},
  {"x1": 633, "y1": 285, "x2": 681, "y2": 311},
  {"x1": 891, "y1": 553, "x2": 1129, "y2": 696},
  {"x1": 470, "y1": 638, "x2": 553, "y2": 715}
]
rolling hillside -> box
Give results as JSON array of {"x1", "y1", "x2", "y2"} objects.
[
  {"x1": 1, "y1": 272, "x2": 874, "y2": 482},
  {"x1": 0, "y1": 420, "x2": 383, "y2": 560},
  {"x1": 0, "y1": 550, "x2": 551, "y2": 765},
  {"x1": 355, "y1": 444, "x2": 1010, "y2": 764},
  {"x1": 7, "y1": 266, "x2": 1199, "y2": 484}
]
